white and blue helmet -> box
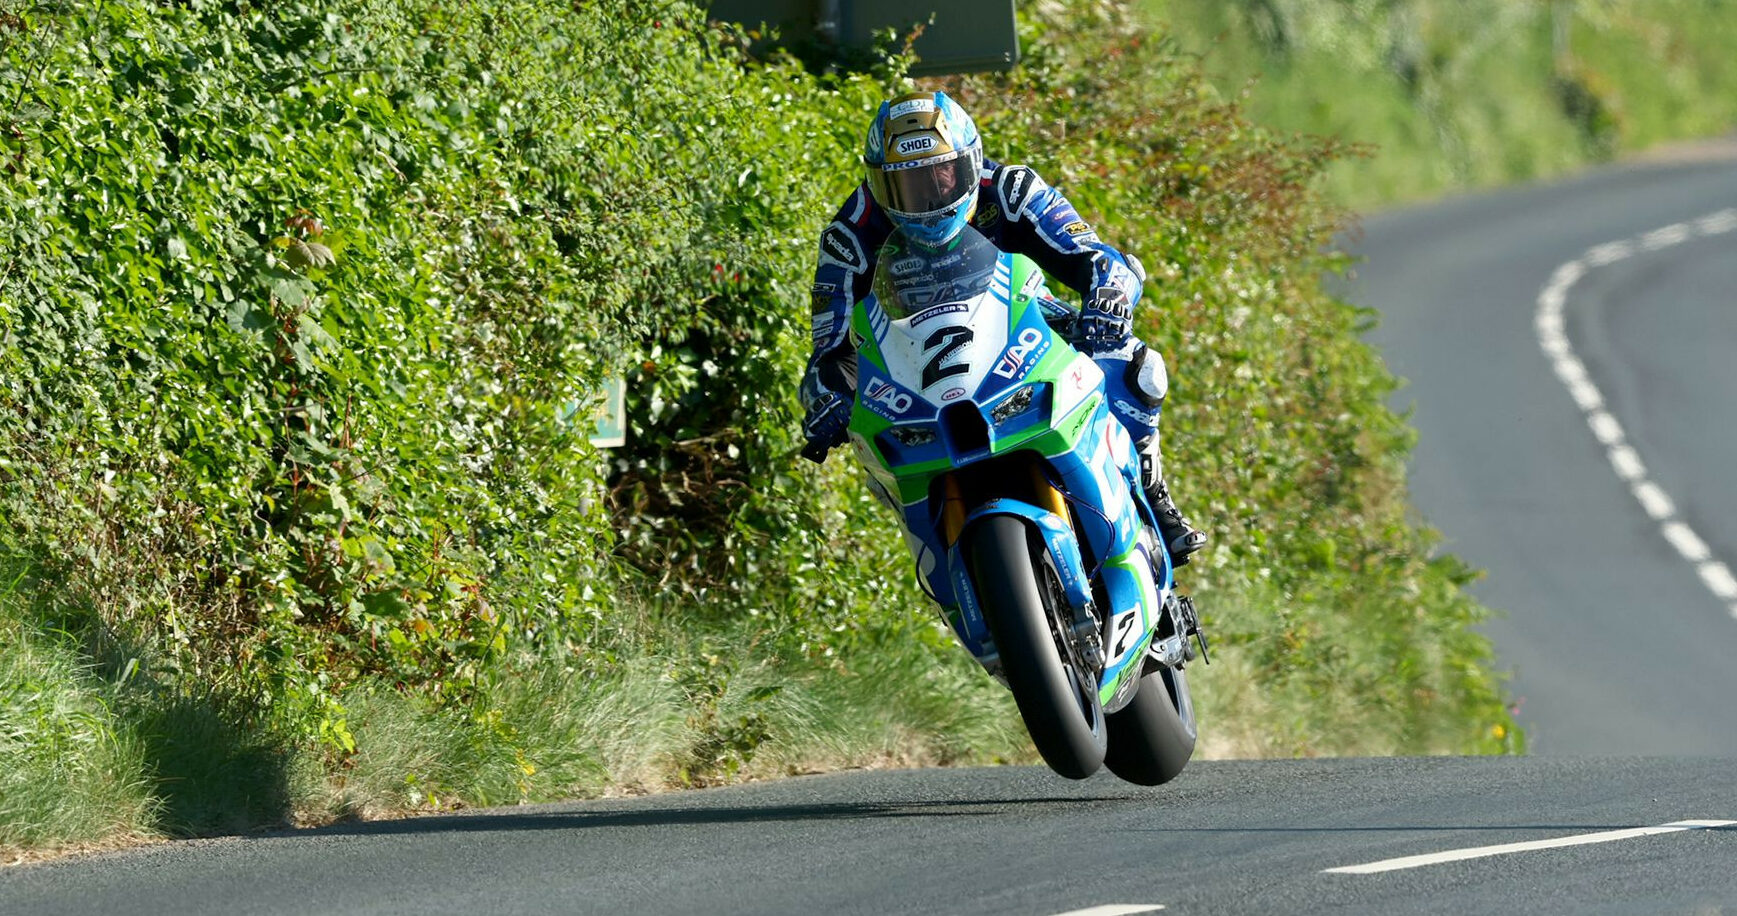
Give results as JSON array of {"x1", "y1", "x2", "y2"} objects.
[{"x1": 864, "y1": 90, "x2": 983, "y2": 248}]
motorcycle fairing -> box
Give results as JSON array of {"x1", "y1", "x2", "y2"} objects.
[{"x1": 843, "y1": 230, "x2": 1172, "y2": 707}]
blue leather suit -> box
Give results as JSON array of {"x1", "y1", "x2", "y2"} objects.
[{"x1": 801, "y1": 159, "x2": 1169, "y2": 445}]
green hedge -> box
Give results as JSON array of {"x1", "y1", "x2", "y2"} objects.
[{"x1": 3, "y1": 0, "x2": 1517, "y2": 849}]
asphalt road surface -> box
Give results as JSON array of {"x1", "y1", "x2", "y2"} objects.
[
  {"x1": 1343, "y1": 148, "x2": 1737, "y2": 754},
  {"x1": 2, "y1": 758, "x2": 1734, "y2": 915}
]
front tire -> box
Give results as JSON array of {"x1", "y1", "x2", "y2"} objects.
[
  {"x1": 969, "y1": 515, "x2": 1107, "y2": 779},
  {"x1": 1103, "y1": 663, "x2": 1196, "y2": 786}
]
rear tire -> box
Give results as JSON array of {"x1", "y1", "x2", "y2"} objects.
[
  {"x1": 1103, "y1": 663, "x2": 1196, "y2": 786},
  {"x1": 969, "y1": 515, "x2": 1107, "y2": 780}
]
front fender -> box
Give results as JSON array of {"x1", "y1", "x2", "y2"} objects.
[{"x1": 946, "y1": 499, "x2": 1093, "y2": 633}]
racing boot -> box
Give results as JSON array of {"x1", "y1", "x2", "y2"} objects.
[{"x1": 1136, "y1": 434, "x2": 1207, "y2": 567}]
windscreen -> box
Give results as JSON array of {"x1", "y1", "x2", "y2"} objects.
[{"x1": 870, "y1": 226, "x2": 1001, "y2": 320}]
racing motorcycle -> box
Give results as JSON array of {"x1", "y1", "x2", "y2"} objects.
[{"x1": 803, "y1": 225, "x2": 1208, "y2": 784}]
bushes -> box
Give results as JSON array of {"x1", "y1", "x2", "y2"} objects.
[{"x1": 3, "y1": 0, "x2": 1524, "y2": 852}]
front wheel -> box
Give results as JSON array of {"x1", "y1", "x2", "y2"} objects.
[
  {"x1": 969, "y1": 515, "x2": 1107, "y2": 779},
  {"x1": 1103, "y1": 663, "x2": 1196, "y2": 786}
]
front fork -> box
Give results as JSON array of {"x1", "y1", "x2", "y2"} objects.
[{"x1": 939, "y1": 467, "x2": 1104, "y2": 676}]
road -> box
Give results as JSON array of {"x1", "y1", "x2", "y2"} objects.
[
  {"x1": 1343, "y1": 149, "x2": 1737, "y2": 754},
  {"x1": 1, "y1": 759, "x2": 1733, "y2": 915}
]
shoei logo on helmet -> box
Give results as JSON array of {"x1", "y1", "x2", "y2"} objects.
[{"x1": 896, "y1": 136, "x2": 936, "y2": 156}]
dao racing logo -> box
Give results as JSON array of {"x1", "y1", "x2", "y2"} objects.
[
  {"x1": 863, "y1": 378, "x2": 914, "y2": 418},
  {"x1": 993, "y1": 327, "x2": 1049, "y2": 379}
]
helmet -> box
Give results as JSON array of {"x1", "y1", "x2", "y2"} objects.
[{"x1": 863, "y1": 90, "x2": 983, "y2": 248}]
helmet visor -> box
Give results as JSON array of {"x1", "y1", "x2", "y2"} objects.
[{"x1": 869, "y1": 150, "x2": 978, "y2": 219}]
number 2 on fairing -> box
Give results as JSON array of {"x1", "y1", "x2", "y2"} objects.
[{"x1": 922, "y1": 325, "x2": 973, "y2": 389}]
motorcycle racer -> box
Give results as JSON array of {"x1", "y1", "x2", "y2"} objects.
[{"x1": 801, "y1": 89, "x2": 1208, "y2": 565}]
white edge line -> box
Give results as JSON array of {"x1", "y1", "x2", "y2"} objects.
[
  {"x1": 1324, "y1": 820, "x2": 1736, "y2": 875},
  {"x1": 1536, "y1": 212, "x2": 1737, "y2": 623},
  {"x1": 1048, "y1": 906, "x2": 1165, "y2": 916}
]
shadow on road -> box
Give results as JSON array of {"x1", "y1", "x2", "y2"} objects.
[{"x1": 260, "y1": 794, "x2": 1148, "y2": 839}]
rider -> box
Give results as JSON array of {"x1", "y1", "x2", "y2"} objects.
[{"x1": 800, "y1": 90, "x2": 1208, "y2": 566}]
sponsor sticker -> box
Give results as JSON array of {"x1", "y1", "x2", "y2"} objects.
[
  {"x1": 973, "y1": 203, "x2": 1002, "y2": 226},
  {"x1": 1062, "y1": 220, "x2": 1092, "y2": 236},
  {"x1": 998, "y1": 166, "x2": 1036, "y2": 216},
  {"x1": 890, "y1": 256, "x2": 926, "y2": 278},
  {"x1": 993, "y1": 327, "x2": 1049, "y2": 379},
  {"x1": 819, "y1": 225, "x2": 865, "y2": 272},
  {"x1": 909, "y1": 302, "x2": 968, "y2": 325},
  {"x1": 888, "y1": 98, "x2": 936, "y2": 118},
  {"x1": 895, "y1": 136, "x2": 937, "y2": 156},
  {"x1": 941, "y1": 387, "x2": 968, "y2": 401},
  {"x1": 863, "y1": 378, "x2": 914, "y2": 416},
  {"x1": 1067, "y1": 362, "x2": 1092, "y2": 392}
]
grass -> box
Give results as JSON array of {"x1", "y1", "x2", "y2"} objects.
[
  {"x1": 2, "y1": 586, "x2": 1038, "y2": 856},
  {"x1": 0, "y1": 615, "x2": 157, "y2": 853},
  {"x1": 1144, "y1": 0, "x2": 1737, "y2": 207}
]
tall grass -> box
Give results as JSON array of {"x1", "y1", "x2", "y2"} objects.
[{"x1": 0, "y1": 613, "x2": 157, "y2": 852}]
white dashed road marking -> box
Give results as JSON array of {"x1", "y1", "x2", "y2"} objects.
[
  {"x1": 1048, "y1": 906, "x2": 1165, "y2": 916},
  {"x1": 1325, "y1": 819, "x2": 1737, "y2": 875},
  {"x1": 1534, "y1": 208, "x2": 1737, "y2": 621}
]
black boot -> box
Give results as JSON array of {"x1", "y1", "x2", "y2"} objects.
[{"x1": 1136, "y1": 435, "x2": 1207, "y2": 567}]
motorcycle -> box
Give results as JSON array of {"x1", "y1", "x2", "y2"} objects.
[{"x1": 803, "y1": 225, "x2": 1208, "y2": 784}]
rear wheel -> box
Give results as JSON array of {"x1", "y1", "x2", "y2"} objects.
[
  {"x1": 1103, "y1": 662, "x2": 1196, "y2": 786},
  {"x1": 969, "y1": 515, "x2": 1106, "y2": 779}
]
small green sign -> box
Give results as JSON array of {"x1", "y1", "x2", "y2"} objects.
[
  {"x1": 562, "y1": 376, "x2": 627, "y2": 449},
  {"x1": 589, "y1": 376, "x2": 627, "y2": 448}
]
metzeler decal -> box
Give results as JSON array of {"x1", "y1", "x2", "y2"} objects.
[{"x1": 909, "y1": 302, "x2": 968, "y2": 325}]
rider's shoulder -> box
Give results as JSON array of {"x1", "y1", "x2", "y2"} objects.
[{"x1": 983, "y1": 162, "x2": 1054, "y2": 219}]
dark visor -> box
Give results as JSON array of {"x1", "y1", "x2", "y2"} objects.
[{"x1": 870, "y1": 151, "x2": 977, "y2": 218}]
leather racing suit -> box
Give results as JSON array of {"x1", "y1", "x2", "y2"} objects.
[{"x1": 800, "y1": 159, "x2": 1171, "y2": 464}]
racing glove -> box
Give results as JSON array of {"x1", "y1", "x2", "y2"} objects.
[
  {"x1": 1077, "y1": 286, "x2": 1135, "y2": 353},
  {"x1": 801, "y1": 389, "x2": 851, "y2": 461}
]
